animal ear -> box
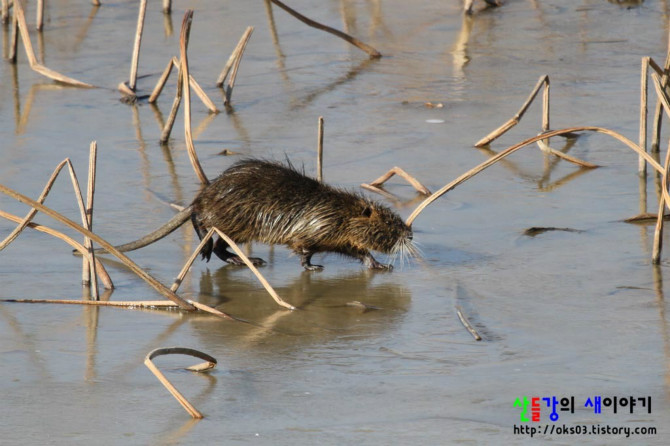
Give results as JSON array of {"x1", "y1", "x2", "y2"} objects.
[{"x1": 362, "y1": 206, "x2": 373, "y2": 218}]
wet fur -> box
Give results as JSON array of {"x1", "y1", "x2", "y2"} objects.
[{"x1": 191, "y1": 159, "x2": 413, "y2": 270}]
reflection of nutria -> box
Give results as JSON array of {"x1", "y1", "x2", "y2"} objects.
[{"x1": 101, "y1": 159, "x2": 415, "y2": 270}]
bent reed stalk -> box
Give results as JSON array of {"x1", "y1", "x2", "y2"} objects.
[
  {"x1": 406, "y1": 127, "x2": 666, "y2": 227},
  {"x1": 144, "y1": 347, "x2": 217, "y2": 419},
  {"x1": 0, "y1": 183, "x2": 195, "y2": 310}
]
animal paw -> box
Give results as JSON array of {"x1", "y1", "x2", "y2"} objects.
[
  {"x1": 226, "y1": 255, "x2": 266, "y2": 266},
  {"x1": 369, "y1": 260, "x2": 393, "y2": 271},
  {"x1": 303, "y1": 264, "x2": 324, "y2": 271}
]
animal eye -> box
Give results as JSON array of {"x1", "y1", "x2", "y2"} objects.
[{"x1": 362, "y1": 206, "x2": 372, "y2": 218}]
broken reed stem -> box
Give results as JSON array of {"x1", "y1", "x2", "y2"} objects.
[
  {"x1": 144, "y1": 347, "x2": 218, "y2": 419},
  {"x1": 650, "y1": 41, "x2": 670, "y2": 152},
  {"x1": 217, "y1": 26, "x2": 253, "y2": 87},
  {"x1": 366, "y1": 166, "x2": 432, "y2": 195},
  {"x1": 652, "y1": 140, "x2": 670, "y2": 264},
  {"x1": 150, "y1": 57, "x2": 218, "y2": 113},
  {"x1": 456, "y1": 305, "x2": 482, "y2": 341},
  {"x1": 0, "y1": 183, "x2": 195, "y2": 310},
  {"x1": 9, "y1": 5, "x2": 18, "y2": 63},
  {"x1": 187, "y1": 300, "x2": 235, "y2": 321},
  {"x1": 0, "y1": 298, "x2": 176, "y2": 307},
  {"x1": 2, "y1": 0, "x2": 10, "y2": 25},
  {"x1": 118, "y1": 81, "x2": 135, "y2": 97},
  {"x1": 36, "y1": 0, "x2": 44, "y2": 31},
  {"x1": 163, "y1": 0, "x2": 172, "y2": 14},
  {"x1": 213, "y1": 228, "x2": 295, "y2": 310},
  {"x1": 317, "y1": 116, "x2": 324, "y2": 182},
  {"x1": 129, "y1": 0, "x2": 148, "y2": 92},
  {"x1": 0, "y1": 159, "x2": 68, "y2": 251},
  {"x1": 171, "y1": 229, "x2": 214, "y2": 292},
  {"x1": 222, "y1": 27, "x2": 254, "y2": 105},
  {"x1": 535, "y1": 139, "x2": 599, "y2": 168},
  {"x1": 160, "y1": 69, "x2": 183, "y2": 144},
  {"x1": 651, "y1": 71, "x2": 670, "y2": 202},
  {"x1": 12, "y1": 1, "x2": 93, "y2": 87},
  {"x1": 650, "y1": 79, "x2": 670, "y2": 263},
  {"x1": 84, "y1": 141, "x2": 99, "y2": 299},
  {"x1": 463, "y1": 0, "x2": 475, "y2": 14},
  {"x1": 180, "y1": 10, "x2": 209, "y2": 186},
  {"x1": 0, "y1": 209, "x2": 114, "y2": 289},
  {"x1": 149, "y1": 57, "x2": 177, "y2": 103},
  {"x1": 65, "y1": 159, "x2": 98, "y2": 299},
  {"x1": 542, "y1": 76, "x2": 550, "y2": 132},
  {"x1": 269, "y1": 0, "x2": 382, "y2": 59},
  {"x1": 475, "y1": 75, "x2": 550, "y2": 147},
  {"x1": 406, "y1": 127, "x2": 665, "y2": 227},
  {"x1": 640, "y1": 57, "x2": 650, "y2": 176},
  {"x1": 171, "y1": 57, "x2": 219, "y2": 112},
  {"x1": 188, "y1": 73, "x2": 218, "y2": 113}
]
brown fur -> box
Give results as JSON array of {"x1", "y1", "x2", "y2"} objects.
[{"x1": 191, "y1": 159, "x2": 413, "y2": 270}]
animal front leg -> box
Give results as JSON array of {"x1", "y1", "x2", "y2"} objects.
[{"x1": 361, "y1": 251, "x2": 393, "y2": 271}]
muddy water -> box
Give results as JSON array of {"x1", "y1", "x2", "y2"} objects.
[{"x1": 1, "y1": 0, "x2": 669, "y2": 444}]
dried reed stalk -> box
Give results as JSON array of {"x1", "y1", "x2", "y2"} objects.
[
  {"x1": 150, "y1": 58, "x2": 177, "y2": 103},
  {"x1": 0, "y1": 159, "x2": 68, "y2": 251},
  {"x1": 187, "y1": 300, "x2": 235, "y2": 321},
  {"x1": 269, "y1": 0, "x2": 382, "y2": 59},
  {"x1": 171, "y1": 229, "x2": 214, "y2": 292},
  {"x1": 144, "y1": 347, "x2": 217, "y2": 419},
  {"x1": 83, "y1": 142, "x2": 99, "y2": 298},
  {"x1": 163, "y1": 0, "x2": 171, "y2": 14},
  {"x1": 0, "y1": 298, "x2": 176, "y2": 307},
  {"x1": 36, "y1": 0, "x2": 44, "y2": 31},
  {"x1": 213, "y1": 228, "x2": 295, "y2": 310},
  {"x1": 64, "y1": 157, "x2": 99, "y2": 299},
  {"x1": 456, "y1": 305, "x2": 482, "y2": 341},
  {"x1": 216, "y1": 26, "x2": 253, "y2": 87},
  {"x1": 536, "y1": 139, "x2": 599, "y2": 168},
  {"x1": 0, "y1": 209, "x2": 113, "y2": 289},
  {"x1": 219, "y1": 27, "x2": 254, "y2": 106},
  {"x1": 652, "y1": 154, "x2": 669, "y2": 264},
  {"x1": 9, "y1": 5, "x2": 19, "y2": 63},
  {"x1": 1, "y1": 0, "x2": 10, "y2": 24},
  {"x1": 117, "y1": 82, "x2": 135, "y2": 97},
  {"x1": 160, "y1": 71, "x2": 183, "y2": 144},
  {"x1": 0, "y1": 156, "x2": 105, "y2": 294},
  {"x1": 129, "y1": 0, "x2": 148, "y2": 92},
  {"x1": 12, "y1": 1, "x2": 93, "y2": 87},
  {"x1": 175, "y1": 59, "x2": 218, "y2": 112},
  {"x1": 651, "y1": 71, "x2": 670, "y2": 196},
  {"x1": 317, "y1": 116, "x2": 324, "y2": 182},
  {"x1": 464, "y1": 0, "x2": 502, "y2": 15},
  {"x1": 362, "y1": 166, "x2": 431, "y2": 196},
  {"x1": 640, "y1": 57, "x2": 650, "y2": 175},
  {"x1": 475, "y1": 75, "x2": 550, "y2": 147},
  {"x1": 0, "y1": 183, "x2": 195, "y2": 310},
  {"x1": 650, "y1": 74, "x2": 670, "y2": 263},
  {"x1": 180, "y1": 10, "x2": 209, "y2": 185},
  {"x1": 406, "y1": 127, "x2": 665, "y2": 227},
  {"x1": 650, "y1": 41, "x2": 670, "y2": 152},
  {"x1": 150, "y1": 57, "x2": 218, "y2": 112}
]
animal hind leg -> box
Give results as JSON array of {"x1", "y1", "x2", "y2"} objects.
[
  {"x1": 299, "y1": 249, "x2": 324, "y2": 271},
  {"x1": 212, "y1": 238, "x2": 266, "y2": 266}
]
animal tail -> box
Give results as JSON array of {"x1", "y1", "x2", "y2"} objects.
[{"x1": 92, "y1": 206, "x2": 192, "y2": 254}]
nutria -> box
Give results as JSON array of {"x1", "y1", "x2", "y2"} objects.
[{"x1": 97, "y1": 159, "x2": 414, "y2": 270}]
